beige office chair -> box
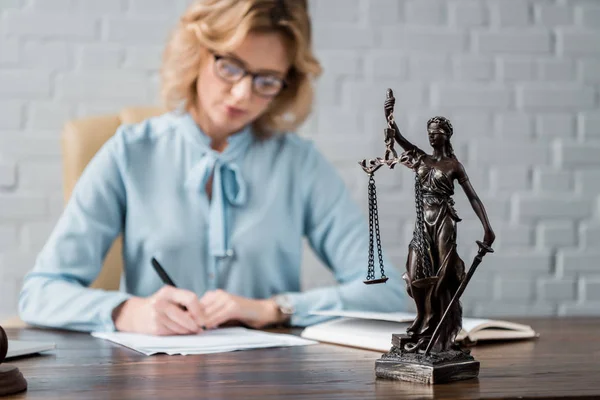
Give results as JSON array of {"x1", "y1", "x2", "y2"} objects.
[{"x1": 2, "y1": 106, "x2": 166, "y2": 327}]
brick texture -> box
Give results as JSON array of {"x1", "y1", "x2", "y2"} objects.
[{"x1": 0, "y1": 0, "x2": 599, "y2": 319}]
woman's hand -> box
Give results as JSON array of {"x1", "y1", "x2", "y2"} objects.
[
  {"x1": 112, "y1": 286, "x2": 206, "y2": 336},
  {"x1": 199, "y1": 289, "x2": 280, "y2": 329}
]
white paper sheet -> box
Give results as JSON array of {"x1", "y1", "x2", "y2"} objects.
[{"x1": 92, "y1": 327, "x2": 317, "y2": 356}]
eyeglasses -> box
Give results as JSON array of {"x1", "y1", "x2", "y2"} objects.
[{"x1": 212, "y1": 53, "x2": 287, "y2": 98}]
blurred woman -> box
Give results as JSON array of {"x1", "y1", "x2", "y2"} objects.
[{"x1": 19, "y1": 0, "x2": 404, "y2": 335}]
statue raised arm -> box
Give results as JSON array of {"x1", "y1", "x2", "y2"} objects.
[{"x1": 384, "y1": 89, "x2": 421, "y2": 154}]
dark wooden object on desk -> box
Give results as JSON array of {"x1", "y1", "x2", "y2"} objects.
[
  {"x1": 359, "y1": 88, "x2": 496, "y2": 383},
  {"x1": 3, "y1": 318, "x2": 600, "y2": 399},
  {"x1": 0, "y1": 326, "x2": 27, "y2": 396}
]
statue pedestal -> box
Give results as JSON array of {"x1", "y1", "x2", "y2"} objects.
[{"x1": 375, "y1": 334, "x2": 479, "y2": 384}]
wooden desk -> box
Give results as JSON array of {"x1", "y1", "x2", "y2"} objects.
[{"x1": 2, "y1": 317, "x2": 600, "y2": 399}]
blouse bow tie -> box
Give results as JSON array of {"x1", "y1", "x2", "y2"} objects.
[{"x1": 177, "y1": 113, "x2": 252, "y2": 258}]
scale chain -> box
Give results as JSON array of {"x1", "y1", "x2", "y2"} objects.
[
  {"x1": 366, "y1": 175, "x2": 376, "y2": 281},
  {"x1": 371, "y1": 177, "x2": 386, "y2": 280},
  {"x1": 366, "y1": 174, "x2": 387, "y2": 282}
]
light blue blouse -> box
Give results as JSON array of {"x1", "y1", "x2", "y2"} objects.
[{"x1": 18, "y1": 112, "x2": 405, "y2": 332}]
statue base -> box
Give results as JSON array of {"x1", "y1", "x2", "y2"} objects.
[{"x1": 375, "y1": 334, "x2": 479, "y2": 384}]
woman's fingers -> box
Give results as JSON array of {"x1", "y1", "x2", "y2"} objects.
[
  {"x1": 202, "y1": 295, "x2": 229, "y2": 328},
  {"x1": 202, "y1": 297, "x2": 226, "y2": 318},
  {"x1": 167, "y1": 287, "x2": 206, "y2": 327},
  {"x1": 160, "y1": 302, "x2": 200, "y2": 334},
  {"x1": 199, "y1": 289, "x2": 227, "y2": 314},
  {"x1": 204, "y1": 303, "x2": 235, "y2": 329},
  {"x1": 200, "y1": 290, "x2": 244, "y2": 329},
  {"x1": 149, "y1": 286, "x2": 205, "y2": 334},
  {"x1": 158, "y1": 317, "x2": 189, "y2": 336}
]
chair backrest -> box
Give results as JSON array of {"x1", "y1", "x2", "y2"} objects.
[{"x1": 61, "y1": 106, "x2": 165, "y2": 290}]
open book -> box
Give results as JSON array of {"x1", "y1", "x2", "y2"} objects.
[{"x1": 300, "y1": 310, "x2": 538, "y2": 352}]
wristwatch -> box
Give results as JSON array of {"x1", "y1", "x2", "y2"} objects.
[{"x1": 272, "y1": 294, "x2": 295, "y2": 324}]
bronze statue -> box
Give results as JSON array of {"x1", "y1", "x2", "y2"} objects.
[{"x1": 359, "y1": 89, "x2": 495, "y2": 384}]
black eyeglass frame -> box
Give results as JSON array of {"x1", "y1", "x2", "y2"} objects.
[{"x1": 211, "y1": 53, "x2": 288, "y2": 98}]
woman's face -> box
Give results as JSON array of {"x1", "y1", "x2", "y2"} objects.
[
  {"x1": 194, "y1": 31, "x2": 291, "y2": 137},
  {"x1": 427, "y1": 122, "x2": 447, "y2": 149}
]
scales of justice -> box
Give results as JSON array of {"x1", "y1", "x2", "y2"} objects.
[{"x1": 359, "y1": 88, "x2": 495, "y2": 384}]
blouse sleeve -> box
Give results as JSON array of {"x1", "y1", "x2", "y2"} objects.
[{"x1": 18, "y1": 127, "x2": 132, "y2": 332}]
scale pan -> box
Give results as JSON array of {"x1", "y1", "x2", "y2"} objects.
[{"x1": 363, "y1": 277, "x2": 389, "y2": 285}]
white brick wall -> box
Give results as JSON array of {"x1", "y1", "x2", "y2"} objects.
[{"x1": 0, "y1": 0, "x2": 599, "y2": 320}]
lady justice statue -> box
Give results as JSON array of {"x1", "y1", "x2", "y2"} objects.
[{"x1": 360, "y1": 89, "x2": 495, "y2": 384}]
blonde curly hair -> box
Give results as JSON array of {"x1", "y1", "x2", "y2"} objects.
[{"x1": 161, "y1": 0, "x2": 322, "y2": 136}]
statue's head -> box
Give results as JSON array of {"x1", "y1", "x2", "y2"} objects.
[{"x1": 426, "y1": 116, "x2": 454, "y2": 155}]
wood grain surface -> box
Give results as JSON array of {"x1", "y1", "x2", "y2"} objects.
[{"x1": 2, "y1": 317, "x2": 599, "y2": 399}]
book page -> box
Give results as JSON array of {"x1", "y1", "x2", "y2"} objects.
[
  {"x1": 312, "y1": 309, "x2": 416, "y2": 323},
  {"x1": 301, "y1": 318, "x2": 409, "y2": 352},
  {"x1": 305, "y1": 311, "x2": 538, "y2": 349},
  {"x1": 462, "y1": 319, "x2": 537, "y2": 341},
  {"x1": 313, "y1": 310, "x2": 536, "y2": 336}
]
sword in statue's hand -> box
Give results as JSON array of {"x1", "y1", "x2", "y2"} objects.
[{"x1": 424, "y1": 240, "x2": 494, "y2": 355}]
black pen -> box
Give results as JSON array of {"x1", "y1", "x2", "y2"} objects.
[
  {"x1": 151, "y1": 257, "x2": 177, "y2": 287},
  {"x1": 151, "y1": 257, "x2": 206, "y2": 330}
]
